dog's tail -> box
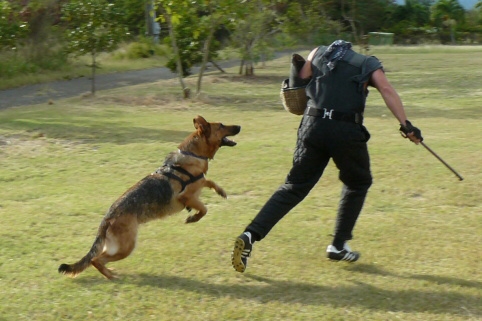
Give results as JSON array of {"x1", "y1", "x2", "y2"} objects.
[{"x1": 58, "y1": 219, "x2": 110, "y2": 278}]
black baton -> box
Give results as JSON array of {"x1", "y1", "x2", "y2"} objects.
[{"x1": 420, "y1": 142, "x2": 464, "y2": 181}]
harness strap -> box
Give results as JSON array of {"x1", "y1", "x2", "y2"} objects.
[
  {"x1": 162, "y1": 166, "x2": 204, "y2": 193},
  {"x1": 178, "y1": 149, "x2": 209, "y2": 160}
]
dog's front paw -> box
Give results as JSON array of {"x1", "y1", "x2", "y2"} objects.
[
  {"x1": 217, "y1": 188, "x2": 227, "y2": 199},
  {"x1": 185, "y1": 214, "x2": 200, "y2": 223}
]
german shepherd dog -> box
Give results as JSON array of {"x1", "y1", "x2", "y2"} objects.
[{"x1": 58, "y1": 115, "x2": 241, "y2": 279}]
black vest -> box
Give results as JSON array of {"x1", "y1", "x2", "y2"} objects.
[{"x1": 306, "y1": 47, "x2": 369, "y2": 114}]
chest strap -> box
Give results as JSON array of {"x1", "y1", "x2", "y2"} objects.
[{"x1": 159, "y1": 166, "x2": 204, "y2": 192}]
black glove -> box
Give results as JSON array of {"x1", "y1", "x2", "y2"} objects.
[{"x1": 400, "y1": 120, "x2": 423, "y2": 142}]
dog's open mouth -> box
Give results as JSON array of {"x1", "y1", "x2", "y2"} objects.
[
  {"x1": 222, "y1": 136, "x2": 237, "y2": 147},
  {"x1": 220, "y1": 125, "x2": 241, "y2": 147}
]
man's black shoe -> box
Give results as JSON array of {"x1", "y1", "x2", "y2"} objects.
[
  {"x1": 326, "y1": 244, "x2": 360, "y2": 262},
  {"x1": 232, "y1": 232, "x2": 252, "y2": 273}
]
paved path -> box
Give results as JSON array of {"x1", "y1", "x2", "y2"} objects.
[
  {"x1": 0, "y1": 51, "x2": 294, "y2": 110},
  {"x1": 0, "y1": 66, "x2": 200, "y2": 110}
]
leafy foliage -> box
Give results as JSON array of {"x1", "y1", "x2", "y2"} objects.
[
  {"x1": 111, "y1": 0, "x2": 147, "y2": 36},
  {"x1": 163, "y1": 14, "x2": 210, "y2": 77},
  {"x1": 2, "y1": 0, "x2": 482, "y2": 91},
  {"x1": 0, "y1": 0, "x2": 29, "y2": 50},
  {"x1": 61, "y1": 0, "x2": 128, "y2": 58},
  {"x1": 279, "y1": 1, "x2": 333, "y2": 44},
  {"x1": 431, "y1": 0, "x2": 466, "y2": 24},
  {"x1": 229, "y1": 1, "x2": 280, "y2": 75},
  {"x1": 159, "y1": 1, "x2": 223, "y2": 77},
  {"x1": 61, "y1": 0, "x2": 129, "y2": 94},
  {"x1": 430, "y1": 0, "x2": 466, "y2": 43}
]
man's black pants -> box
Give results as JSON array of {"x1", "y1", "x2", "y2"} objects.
[{"x1": 245, "y1": 114, "x2": 373, "y2": 243}]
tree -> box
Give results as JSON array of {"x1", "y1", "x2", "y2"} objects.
[
  {"x1": 157, "y1": 0, "x2": 192, "y2": 98},
  {"x1": 231, "y1": 1, "x2": 279, "y2": 76},
  {"x1": 387, "y1": 0, "x2": 433, "y2": 43},
  {"x1": 157, "y1": 0, "x2": 240, "y2": 97},
  {"x1": 280, "y1": 0, "x2": 334, "y2": 45},
  {"x1": 476, "y1": 0, "x2": 482, "y2": 24},
  {"x1": 431, "y1": 0, "x2": 465, "y2": 44},
  {"x1": 61, "y1": 0, "x2": 128, "y2": 94},
  {"x1": 162, "y1": 12, "x2": 205, "y2": 77},
  {"x1": 320, "y1": 0, "x2": 397, "y2": 44},
  {"x1": 194, "y1": 0, "x2": 241, "y2": 95},
  {"x1": 396, "y1": 0, "x2": 433, "y2": 26},
  {"x1": 114, "y1": 0, "x2": 146, "y2": 36},
  {"x1": 0, "y1": 0, "x2": 29, "y2": 51}
]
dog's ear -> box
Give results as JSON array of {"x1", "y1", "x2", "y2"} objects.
[{"x1": 193, "y1": 115, "x2": 211, "y2": 137}]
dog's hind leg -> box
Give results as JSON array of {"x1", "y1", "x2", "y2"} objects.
[
  {"x1": 91, "y1": 216, "x2": 138, "y2": 279},
  {"x1": 91, "y1": 259, "x2": 116, "y2": 280},
  {"x1": 92, "y1": 239, "x2": 137, "y2": 279},
  {"x1": 181, "y1": 197, "x2": 207, "y2": 223}
]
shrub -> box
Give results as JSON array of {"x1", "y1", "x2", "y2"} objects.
[{"x1": 112, "y1": 39, "x2": 170, "y2": 60}]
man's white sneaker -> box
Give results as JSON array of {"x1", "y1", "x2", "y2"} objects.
[
  {"x1": 326, "y1": 243, "x2": 360, "y2": 262},
  {"x1": 232, "y1": 233, "x2": 253, "y2": 273}
]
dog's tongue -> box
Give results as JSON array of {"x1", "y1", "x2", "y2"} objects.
[{"x1": 222, "y1": 137, "x2": 237, "y2": 146}]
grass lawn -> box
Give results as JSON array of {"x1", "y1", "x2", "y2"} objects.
[{"x1": 0, "y1": 46, "x2": 481, "y2": 321}]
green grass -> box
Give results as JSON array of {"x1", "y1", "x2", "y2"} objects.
[{"x1": 0, "y1": 46, "x2": 481, "y2": 321}]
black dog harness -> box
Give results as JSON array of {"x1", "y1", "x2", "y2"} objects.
[
  {"x1": 154, "y1": 150, "x2": 208, "y2": 193},
  {"x1": 161, "y1": 166, "x2": 204, "y2": 193}
]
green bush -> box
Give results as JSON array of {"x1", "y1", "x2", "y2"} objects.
[
  {"x1": 271, "y1": 33, "x2": 299, "y2": 49},
  {"x1": 0, "y1": 53, "x2": 35, "y2": 77},
  {"x1": 0, "y1": 42, "x2": 68, "y2": 78},
  {"x1": 113, "y1": 38, "x2": 170, "y2": 60},
  {"x1": 127, "y1": 41, "x2": 153, "y2": 58}
]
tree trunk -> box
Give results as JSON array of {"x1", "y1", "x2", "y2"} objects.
[
  {"x1": 243, "y1": 42, "x2": 255, "y2": 76},
  {"x1": 161, "y1": 7, "x2": 189, "y2": 98},
  {"x1": 145, "y1": 0, "x2": 154, "y2": 36},
  {"x1": 341, "y1": 0, "x2": 360, "y2": 45},
  {"x1": 91, "y1": 50, "x2": 96, "y2": 95},
  {"x1": 239, "y1": 59, "x2": 245, "y2": 75},
  {"x1": 196, "y1": 24, "x2": 215, "y2": 95},
  {"x1": 244, "y1": 62, "x2": 254, "y2": 76},
  {"x1": 209, "y1": 60, "x2": 225, "y2": 73},
  {"x1": 248, "y1": 63, "x2": 254, "y2": 76}
]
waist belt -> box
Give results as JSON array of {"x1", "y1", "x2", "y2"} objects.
[{"x1": 306, "y1": 106, "x2": 363, "y2": 124}]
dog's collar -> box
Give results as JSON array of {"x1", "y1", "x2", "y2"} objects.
[{"x1": 178, "y1": 149, "x2": 209, "y2": 160}]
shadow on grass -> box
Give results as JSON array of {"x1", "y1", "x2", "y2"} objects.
[
  {"x1": 216, "y1": 74, "x2": 285, "y2": 85},
  {"x1": 362, "y1": 104, "x2": 482, "y2": 120},
  {"x1": 6, "y1": 118, "x2": 192, "y2": 145},
  {"x1": 406, "y1": 274, "x2": 482, "y2": 288},
  {"x1": 127, "y1": 270, "x2": 480, "y2": 317},
  {"x1": 347, "y1": 263, "x2": 482, "y2": 289}
]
